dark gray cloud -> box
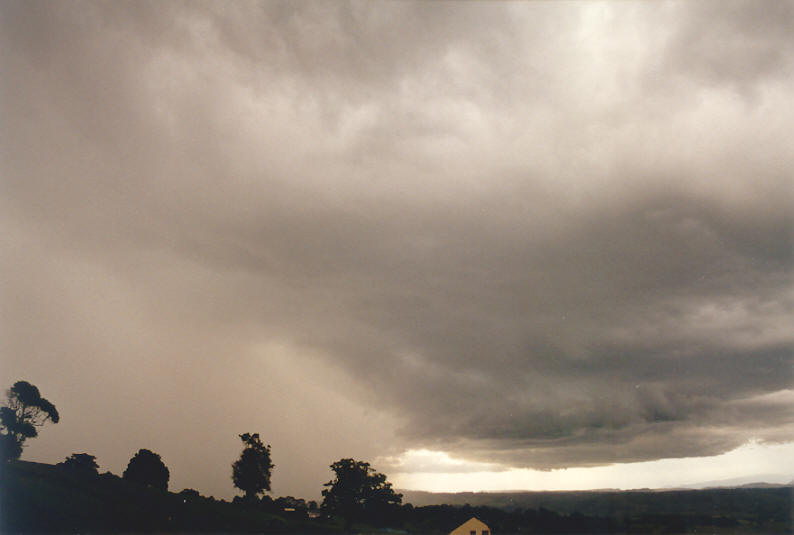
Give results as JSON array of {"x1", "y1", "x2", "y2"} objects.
[{"x1": 1, "y1": 1, "x2": 792, "y2": 498}]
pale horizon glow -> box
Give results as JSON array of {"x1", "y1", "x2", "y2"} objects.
[{"x1": 390, "y1": 441, "x2": 794, "y2": 493}]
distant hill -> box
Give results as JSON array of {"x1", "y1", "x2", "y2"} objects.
[
  {"x1": 402, "y1": 489, "x2": 623, "y2": 510},
  {"x1": 736, "y1": 482, "x2": 791, "y2": 489},
  {"x1": 400, "y1": 486, "x2": 793, "y2": 531},
  {"x1": 681, "y1": 474, "x2": 794, "y2": 489}
]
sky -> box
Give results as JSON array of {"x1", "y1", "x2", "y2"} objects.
[{"x1": 1, "y1": 0, "x2": 792, "y2": 501}]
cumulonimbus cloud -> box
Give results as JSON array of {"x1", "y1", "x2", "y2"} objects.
[{"x1": 1, "y1": 0, "x2": 791, "y2": 497}]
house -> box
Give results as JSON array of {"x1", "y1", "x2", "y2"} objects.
[{"x1": 449, "y1": 517, "x2": 491, "y2": 535}]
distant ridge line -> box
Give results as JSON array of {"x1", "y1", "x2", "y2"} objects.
[{"x1": 399, "y1": 484, "x2": 794, "y2": 510}]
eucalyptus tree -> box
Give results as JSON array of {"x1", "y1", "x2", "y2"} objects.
[{"x1": 0, "y1": 380, "x2": 59, "y2": 462}]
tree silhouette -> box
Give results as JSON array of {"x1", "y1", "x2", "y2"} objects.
[
  {"x1": 0, "y1": 434, "x2": 22, "y2": 463},
  {"x1": 0, "y1": 380, "x2": 59, "y2": 462},
  {"x1": 321, "y1": 458, "x2": 402, "y2": 531},
  {"x1": 232, "y1": 432, "x2": 273, "y2": 500},
  {"x1": 58, "y1": 453, "x2": 99, "y2": 476},
  {"x1": 123, "y1": 449, "x2": 169, "y2": 490}
]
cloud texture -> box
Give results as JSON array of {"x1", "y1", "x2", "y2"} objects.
[{"x1": 1, "y1": 1, "x2": 792, "y2": 498}]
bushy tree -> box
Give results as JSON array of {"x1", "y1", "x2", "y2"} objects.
[
  {"x1": 59, "y1": 453, "x2": 99, "y2": 475},
  {"x1": 0, "y1": 380, "x2": 59, "y2": 462},
  {"x1": 123, "y1": 448, "x2": 170, "y2": 490},
  {"x1": 321, "y1": 458, "x2": 402, "y2": 531},
  {"x1": 232, "y1": 432, "x2": 273, "y2": 500}
]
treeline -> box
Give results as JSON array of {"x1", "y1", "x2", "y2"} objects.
[
  {"x1": 2, "y1": 460, "x2": 613, "y2": 534},
  {"x1": 2, "y1": 380, "x2": 792, "y2": 534},
  {"x1": 8, "y1": 460, "x2": 788, "y2": 534},
  {"x1": 0, "y1": 381, "x2": 401, "y2": 531},
  {"x1": 1, "y1": 460, "x2": 326, "y2": 533}
]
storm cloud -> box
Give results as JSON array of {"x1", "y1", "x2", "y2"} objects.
[{"x1": 1, "y1": 1, "x2": 792, "y2": 498}]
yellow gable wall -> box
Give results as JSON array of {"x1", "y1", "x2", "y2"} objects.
[{"x1": 450, "y1": 517, "x2": 491, "y2": 535}]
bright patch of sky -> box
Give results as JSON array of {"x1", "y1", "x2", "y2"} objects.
[{"x1": 390, "y1": 441, "x2": 794, "y2": 492}]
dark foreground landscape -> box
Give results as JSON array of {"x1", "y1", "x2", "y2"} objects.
[{"x1": 2, "y1": 460, "x2": 791, "y2": 534}]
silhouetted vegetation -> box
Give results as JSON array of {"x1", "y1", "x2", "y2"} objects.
[
  {"x1": 0, "y1": 380, "x2": 59, "y2": 462},
  {"x1": 321, "y1": 458, "x2": 403, "y2": 531},
  {"x1": 400, "y1": 488, "x2": 794, "y2": 533},
  {"x1": 0, "y1": 460, "x2": 329, "y2": 533},
  {"x1": 57, "y1": 453, "x2": 99, "y2": 476},
  {"x1": 399, "y1": 503, "x2": 616, "y2": 533},
  {"x1": 123, "y1": 448, "x2": 170, "y2": 491},
  {"x1": 0, "y1": 382, "x2": 790, "y2": 534},
  {"x1": 2, "y1": 459, "x2": 792, "y2": 533},
  {"x1": 232, "y1": 432, "x2": 274, "y2": 500}
]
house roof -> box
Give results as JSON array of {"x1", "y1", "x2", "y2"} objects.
[{"x1": 449, "y1": 517, "x2": 490, "y2": 535}]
